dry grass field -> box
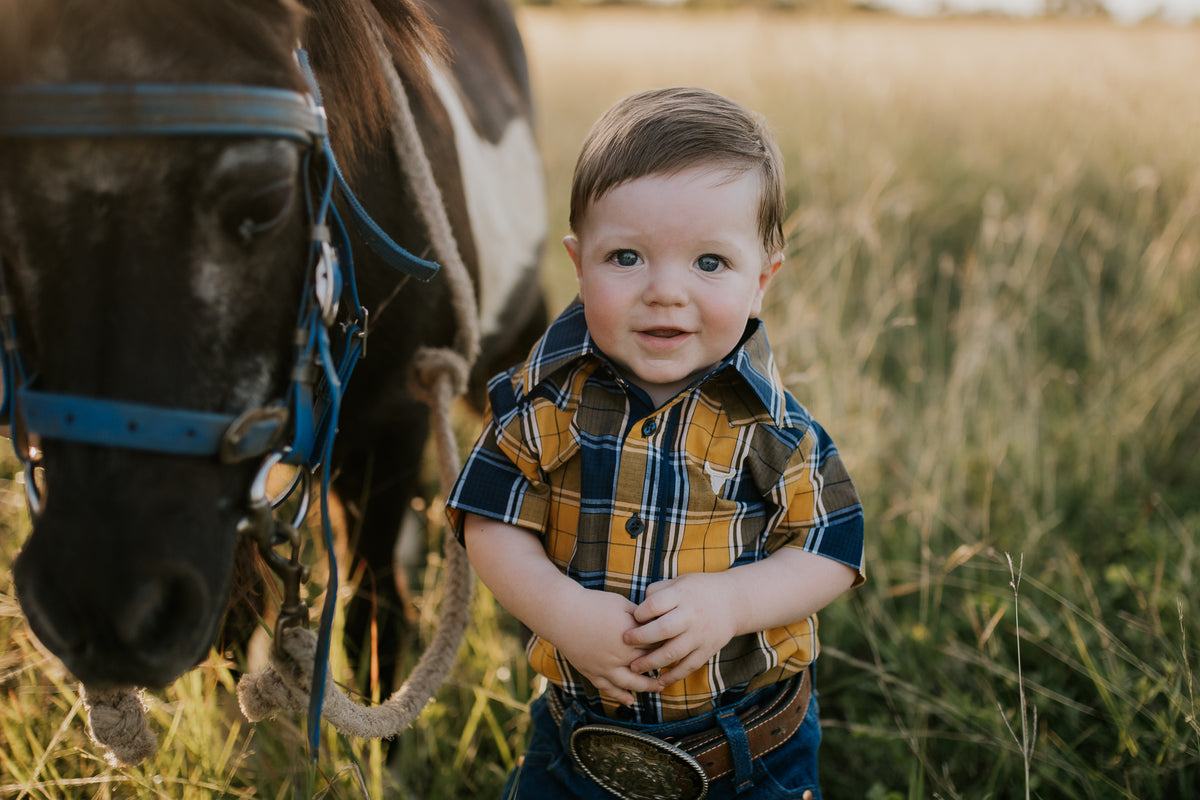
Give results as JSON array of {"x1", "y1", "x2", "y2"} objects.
[{"x1": 2, "y1": 7, "x2": 1199, "y2": 798}]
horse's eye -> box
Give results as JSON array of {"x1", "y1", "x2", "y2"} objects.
[
  {"x1": 218, "y1": 177, "x2": 296, "y2": 244},
  {"x1": 204, "y1": 142, "x2": 300, "y2": 245}
]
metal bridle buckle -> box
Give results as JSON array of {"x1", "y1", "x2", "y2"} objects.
[
  {"x1": 570, "y1": 725, "x2": 709, "y2": 800},
  {"x1": 219, "y1": 405, "x2": 289, "y2": 464},
  {"x1": 237, "y1": 451, "x2": 312, "y2": 638},
  {"x1": 314, "y1": 239, "x2": 340, "y2": 327}
]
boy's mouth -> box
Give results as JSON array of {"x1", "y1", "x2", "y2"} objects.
[{"x1": 641, "y1": 328, "x2": 686, "y2": 339}]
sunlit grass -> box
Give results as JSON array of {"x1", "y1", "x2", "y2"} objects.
[{"x1": 3, "y1": 8, "x2": 1200, "y2": 798}]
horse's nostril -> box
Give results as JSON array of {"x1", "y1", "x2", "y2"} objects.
[
  {"x1": 14, "y1": 581, "x2": 79, "y2": 655},
  {"x1": 115, "y1": 568, "x2": 210, "y2": 661}
]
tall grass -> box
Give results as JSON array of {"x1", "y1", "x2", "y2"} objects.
[{"x1": 3, "y1": 8, "x2": 1200, "y2": 798}]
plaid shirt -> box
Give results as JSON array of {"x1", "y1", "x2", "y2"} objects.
[{"x1": 446, "y1": 302, "x2": 864, "y2": 723}]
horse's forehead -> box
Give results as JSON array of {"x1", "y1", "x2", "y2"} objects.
[
  {"x1": 34, "y1": 35, "x2": 175, "y2": 83},
  {"x1": 12, "y1": 2, "x2": 302, "y2": 86},
  {"x1": 9, "y1": 142, "x2": 172, "y2": 232}
]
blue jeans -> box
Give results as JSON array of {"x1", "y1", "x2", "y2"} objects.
[{"x1": 501, "y1": 677, "x2": 822, "y2": 799}]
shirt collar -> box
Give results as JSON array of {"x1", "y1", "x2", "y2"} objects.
[
  {"x1": 516, "y1": 300, "x2": 594, "y2": 392},
  {"x1": 510, "y1": 301, "x2": 795, "y2": 427}
]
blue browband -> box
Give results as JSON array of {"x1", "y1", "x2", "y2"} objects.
[
  {"x1": 0, "y1": 83, "x2": 329, "y2": 142},
  {"x1": 0, "y1": 81, "x2": 440, "y2": 281}
]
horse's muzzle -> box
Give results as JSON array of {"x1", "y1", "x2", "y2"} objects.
[{"x1": 13, "y1": 546, "x2": 216, "y2": 689}]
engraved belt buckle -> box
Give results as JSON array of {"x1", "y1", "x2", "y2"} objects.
[{"x1": 570, "y1": 724, "x2": 709, "y2": 800}]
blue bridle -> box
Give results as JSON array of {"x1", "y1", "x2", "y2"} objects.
[{"x1": 0, "y1": 51, "x2": 438, "y2": 755}]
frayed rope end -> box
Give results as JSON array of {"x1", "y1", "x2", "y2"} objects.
[
  {"x1": 237, "y1": 660, "x2": 310, "y2": 722},
  {"x1": 80, "y1": 685, "x2": 158, "y2": 767},
  {"x1": 237, "y1": 626, "x2": 317, "y2": 723}
]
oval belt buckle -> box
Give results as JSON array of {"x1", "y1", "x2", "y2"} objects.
[{"x1": 570, "y1": 725, "x2": 708, "y2": 800}]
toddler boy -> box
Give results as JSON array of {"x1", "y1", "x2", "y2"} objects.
[{"x1": 446, "y1": 86, "x2": 864, "y2": 799}]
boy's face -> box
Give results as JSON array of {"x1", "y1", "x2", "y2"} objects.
[{"x1": 565, "y1": 165, "x2": 783, "y2": 407}]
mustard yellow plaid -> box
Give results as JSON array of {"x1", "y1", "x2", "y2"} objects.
[{"x1": 447, "y1": 302, "x2": 864, "y2": 723}]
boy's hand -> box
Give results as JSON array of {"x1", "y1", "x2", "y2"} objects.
[
  {"x1": 624, "y1": 572, "x2": 740, "y2": 689},
  {"x1": 464, "y1": 514, "x2": 661, "y2": 705},
  {"x1": 551, "y1": 588, "x2": 663, "y2": 706},
  {"x1": 624, "y1": 550, "x2": 858, "y2": 691}
]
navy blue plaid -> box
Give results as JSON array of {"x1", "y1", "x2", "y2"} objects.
[{"x1": 447, "y1": 301, "x2": 864, "y2": 722}]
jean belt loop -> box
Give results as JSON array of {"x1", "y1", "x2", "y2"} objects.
[
  {"x1": 716, "y1": 706, "x2": 755, "y2": 792},
  {"x1": 557, "y1": 696, "x2": 589, "y2": 754}
]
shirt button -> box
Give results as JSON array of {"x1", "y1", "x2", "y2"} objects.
[
  {"x1": 641, "y1": 419, "x2": 657, "y2": 436},
  {"x1": 625, "y1": 514, "x2": 645, "y2": 537}
]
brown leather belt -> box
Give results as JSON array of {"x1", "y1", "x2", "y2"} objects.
[{"x1": 547, "y1": 669, "x2": 812, "y2": 800}]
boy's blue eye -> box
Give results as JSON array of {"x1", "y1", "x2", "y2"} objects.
[
  {"x1": 611, "y1": 250, "x2": 640, "y2": 267},
  {"x1": 696, "y1": 255, "x2": 724, "y2": 273}
]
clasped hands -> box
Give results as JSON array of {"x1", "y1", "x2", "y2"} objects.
[{"x1": 552, "y1": 572, "x2": 740, "y2": 706}]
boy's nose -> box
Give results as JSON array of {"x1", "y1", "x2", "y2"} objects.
[{"x1": 642, "y1": 264, "x2": 688, "y2": 306}]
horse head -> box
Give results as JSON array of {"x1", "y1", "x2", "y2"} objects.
[
  {"x1": 0, "y1": 0, "x2": 317, "y2": 689},
  {"x1": 1, "y1": 0, "x2": 548, "y2": 710}
]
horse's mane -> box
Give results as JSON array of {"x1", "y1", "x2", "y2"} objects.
[{"x1": 304, "y1": 0, "x2": 447, "y2": 175}]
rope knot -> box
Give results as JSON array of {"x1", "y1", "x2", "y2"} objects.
[
  {"x1": 408, "y1": 346, "x2": 470, "y2": 406},
  {"x1": 237, "y1": 626, "x2": 319, "y2": 722},
  {"x1": 80, "y1": 685, "x2": 158, "y2": 767}
]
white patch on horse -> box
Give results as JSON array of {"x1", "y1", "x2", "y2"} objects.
[
  {"x1": 191, "y1": 141, "x2": 297, "y2": 331},
  {"x1": 36, "y1": 142, "x2": 143, "y2": 209},
  {"x1": 229, "y1": 355, "x2": 276, "y2": 409},
  {"x1": 192, "y1": 258, "x2": 228, "y2": 317},
  {"x1": 427, "y1": 64, "x2": 546, "y2": 338}
]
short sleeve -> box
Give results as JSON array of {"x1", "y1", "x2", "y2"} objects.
[
  {"x1": 768, "y1": 423, "x2": 865, "y2": 586},
  {"x1": 444, "y1": 407, "x2": 554, "y2": 544},
  {"x1": 445, "y1": 354, "x2": 597, "y2": 546},
  {"x1": 444, "y1": 411, "x2": 551, "y2": 544}
]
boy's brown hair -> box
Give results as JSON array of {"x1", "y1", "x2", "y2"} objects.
[{"x1": 569, "y1": 86, "x2": 787, "y2": 254}]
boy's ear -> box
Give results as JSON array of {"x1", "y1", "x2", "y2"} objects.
[
  {"x1": 750, "y1": 252, "x2": 785, "y2": 318},
  {"x1": 563, "y1": 235, "x2": 583, "y2": 283}
]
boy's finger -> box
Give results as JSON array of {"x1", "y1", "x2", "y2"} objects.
[
  {"x1": 642, "y1": 578, "x2": 673, "y2": 598},
  {"x1": 618, "y1": 669, "x2": 664, "y2": 697},
  {"x1": 597, "y1": 673, "x2": 647, "y2": 705},
  {"x1": 623, "y1": 615, "x2": 677, "y2": 647},
  {"x1": 652, "y1": 653, "x2": 705, "y2": 689},
  {"x1": 628, "y1": 638, "x2": 681, "y2": 674},
  {"x1": 600, "y1": 685, "x2": 635, "y2": 706},
  {"x1": 632, "y1": 592, "x2": 673, "y2": 624}
]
